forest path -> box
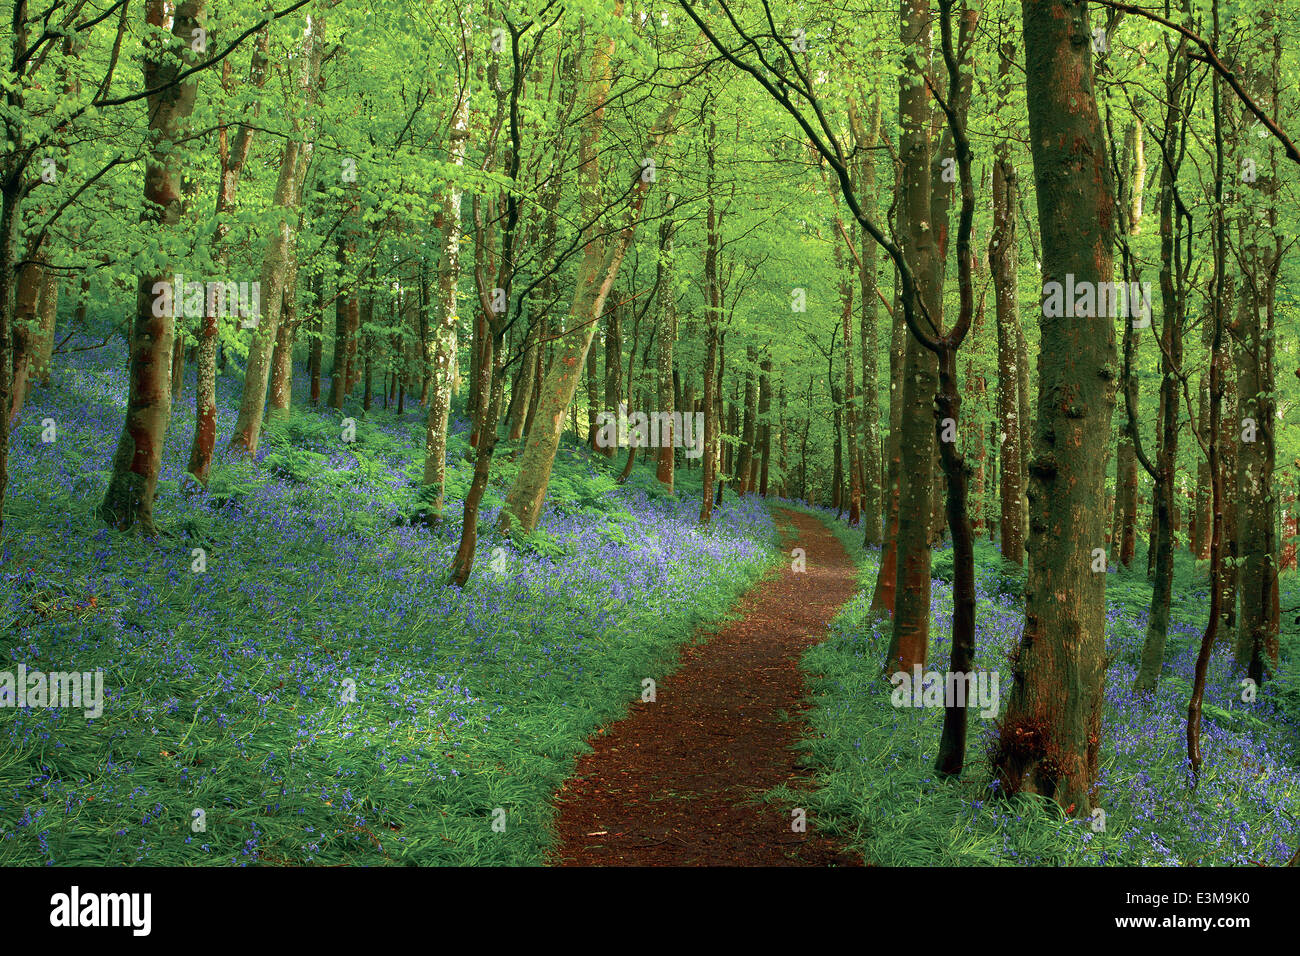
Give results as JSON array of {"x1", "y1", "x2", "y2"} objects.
[{"x1": 549, "y1": 507, "x2": 863, "y2": 866}]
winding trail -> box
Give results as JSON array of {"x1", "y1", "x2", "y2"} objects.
[{"x1": 550, "y1": 508, "x2": 863, "y2": 866}]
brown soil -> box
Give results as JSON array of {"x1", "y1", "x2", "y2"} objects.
[{"x1": 550, "y1": 507, "x2": 864, "y2": 866}]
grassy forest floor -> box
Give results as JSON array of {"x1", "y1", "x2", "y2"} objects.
[
  {"x1": 0, "y1": 343, "x2": 777, "y2": 865},
  {"x1": 790, "y1": 508, "x2": 1300, "y2": 866},
  {"x1": 3, "y1": 343, "x2": 1298, "y2": 866}
]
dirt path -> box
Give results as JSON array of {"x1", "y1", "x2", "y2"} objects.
[{"x1": 550, "y1": 507, "x2": 863, "y2": 866}]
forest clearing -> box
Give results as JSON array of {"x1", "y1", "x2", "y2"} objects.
[{"x1": 0, "y1": 0, "x2": 1296, "y2": 922}]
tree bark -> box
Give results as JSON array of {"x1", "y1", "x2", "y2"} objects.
[
  {"x1": 655, "y1": 206, "x2": 676, "y2": 492},
  {"x1": 188, "y1": 25, "x2": 269, "y2": 485},
  {"x1": 100, "y1": 0, "x2": 207, "y2": 533},
  {"x1": 993, "y1": 0, "x2": 1116, "y2": 814},
  {"x1": 885, "y1": 0, "x2": 939, "y2": 674},
  {"x1": 420, "y1": 40, "x2": 470, "y2": 521}
]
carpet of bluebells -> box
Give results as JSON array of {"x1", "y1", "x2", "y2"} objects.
[
  {"x1": 786, "y1": 507, "x2": 1300, "y2": 865},
  {"x1": 0, "y1": 343, "x2": 778, "y2": 865}
]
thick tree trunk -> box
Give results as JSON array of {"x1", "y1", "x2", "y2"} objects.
[
  {"x1": 0, "y1": 178, "x2": 19, "y2": 540},
  {"x1": 993, "y1": 0, "x2": 1116, "y2": 814},
  {"x1": 100, "y1": 0, "x2": 206, "y2": 533},
  {"x1": 33, "y1": 267, "x2": 57, "y2": 387},
  {"x1": 7, "y1": 260, "x2": 42, "y2": 423},
  {"x1": 1233, "y1": 11, "x2": 1281, "y2": 682},
  {"x1": 886, "y1": 0, "x2": 939, "y2": 674},
  {"x1": 267, "y1": 250, "x2": 301, "y2": 423}
]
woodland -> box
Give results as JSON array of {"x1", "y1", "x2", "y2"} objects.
[{"x1": 0, "y1": 0, "x2": 1298, "y2": 867}]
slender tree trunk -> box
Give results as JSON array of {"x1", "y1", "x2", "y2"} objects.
[
  {"x1": 328, "y1": 233, "x2": 358, "y2": 410},
  {"x1": 1134, "y1": 37, "x2": 1189, "y2": 693},
  {"x1": 870, "y1": 277, "x2": 906, "y2": 613},
  {"x1": 600, "y1": 299, "x2": 622, "y2": 457},
  {"x1": 991, "y1": 38, "x2": 1024, "y2": 564},
  {"x1": 700, "y1": 113, "x2": 721, "y2": 524},
  {"x1": 420, "y1": 44, "x2": 470, "y2": 521},
  {"x1": 655, "y1": 206, "x2": 676, "y2": 492},
  {"x1": 188, "y1": 25, "x2": 269, "y2": 485},
  {"x1": 757, "y1": 355, "x2": 772, "y2": 497},
  {"x1": 229, "y1": 95, "x2": 315, "y2": 456},
  {"x1": 836, "y1": 212, "x2": 861, "y2": 525},
  {"x1": 1112, "y1": 433, "x2": 1137, "y2": 566},
  {"x1": 736, "y1": 345, "x2": 758, "y2": 496},
  {"x1": 851, "y1": 94, "x2": 884, "y2": 545},
  {"x1": 309, "y1": 273, "x2": 324, "y2": 406},
  {"x1": 1193, "y1": 374, "x2": 1210, "y2": 557}
]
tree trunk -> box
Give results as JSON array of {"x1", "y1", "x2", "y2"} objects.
[
  {"x1": 870, "y1": 277, "x2": 906, "y2": 613},
  {"x1": 228, "y1": 110, "x2": 312, "y2": 456},
  {"x1": 420, "y1": 46, "x2": 470, "y2": 521},
  {"x1": 1134, "y1": 37, "x2": 1189, "y2": 694},
  {"x1": 188, "y1": 25, "x2": 269, "y2": 484},
  {"x1": 757, "y1": 355, "x2": 772, "y2": 497},
  {"x1": 993, "y1": 0, "x2": 1116, "y2": 815},
  {"x1": 991, "y1": 38, "x2": 1024, "y2": 564},
  {"x1": 655, "y1": 206, "x2": 676, "y2": 492},
  {"x1": 886, "y1": 0, "x2": 939, "y2": 674},
  {"x1": 1233, "y1": 8, "x2": 1281, "y2": 681},
  {"x1": 309, "y1": 273, "x2": 324, "y2": 406},
  {"x1": 736, "y1": 345, "x2": 758, "y2": 496},
  {"x1": 100, "y1": 0, "x2": 207, "y2": 533},
  {"x1": 7, "y1": 260, "x2": 42, "y2": 423},
  {"x1": 851, "y1": 94, "x2": 884, "y2": 545}
]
